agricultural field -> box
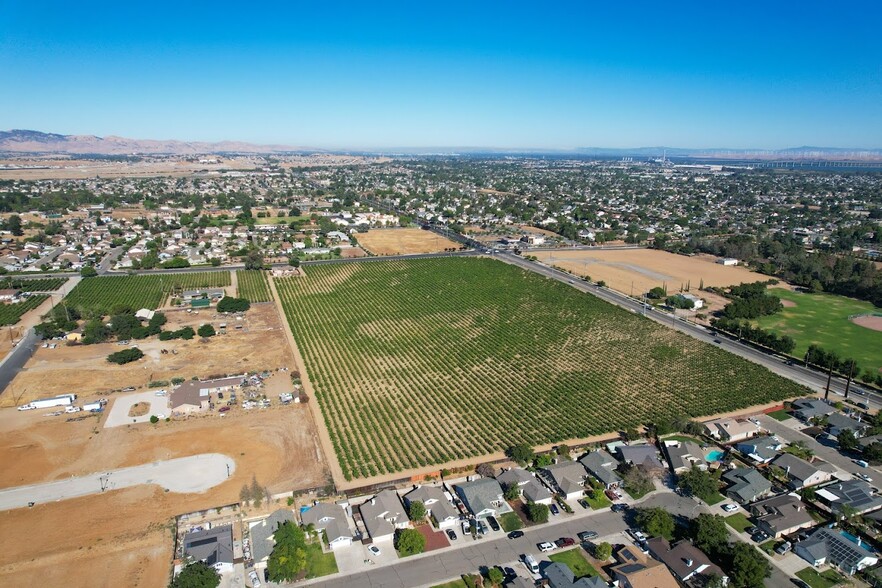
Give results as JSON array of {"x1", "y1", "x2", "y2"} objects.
[
  {"x1": 0, "y1": 295, "x2": 48, "y2": 325},
  {"x1": 237, "y1": 270, "x2": 272, "y2": 302},
  {"x1": 532, "y1": 249, "x2": 773, "y2": 312},
  {"x1": 63, "y1": 271, "x2": 231, "y2": 315},
  {"x1": 357, "y1": 228, "x2": 461, "y2": 255},
  {"x1": 0, "y1": 277, "x2": 68, "y2": 291},
  {"x1": 275, "y1": 257, "x2": 807, "y2": 481},
  {"x1": 755, "y1": 288, "x2": 882, "y2": 376}
]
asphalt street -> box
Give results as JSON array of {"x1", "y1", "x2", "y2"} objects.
[{"x1": 0, "y1": 453, "x2": 235, "y2": 511}]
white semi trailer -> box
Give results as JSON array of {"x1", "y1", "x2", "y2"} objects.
[{"x1": 26, "y1": 394, "x2": 78, "y2": 410}]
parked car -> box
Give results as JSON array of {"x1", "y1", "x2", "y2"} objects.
[
  {"x1": 549, "y1": 503, "x2": 560, "y2": 516},
  {"x1": 487, "y1": 515, "x2": 501, "y2": 532},
  {"x1": 462, "y1": 520, "x2": 471, "y2": 535},
  {"x1": 627, "y1": 529, "x2": 647, "y2": 542},
  {"x1": 219, "y1": 406, "x2": 230, "y2": 412},
  {"x1": 855, "y1": 459, "x2": 870, "y2": 468},
  {"x1": 508, "y1": 530, "x2": 524, "y2": 539},
  {"x1": 478, "y1": 520, "x2": 488, "y2": 535},
  {"x1": 751, "y1": 531, "x2": 770, "y2": 543},
  {"x1": 367, "y1": 544, "x2": 381, "y2": 556},
  {"x1": 577, "y1": 531, "x2": 598, "y2": 542},
  {"x1": 775, "y1": 541, "x2": 792, "y2": 555},
  {"x1": 248, "y1": 570, "x2": 261, "y2": 588},
  {"x1": 722, "y1": 503, "x2": 738, "y2": 513},
  {"x1": 611, "y1": 503, "x2": 627, "y2": 513},
  {"x1": 446, "y1": 529, "x2": 457, "y2": 541},
  {"x1": 538, "y1": 541, "x2": 556, "y2": 553},
  {"x1": 858, "y1": 473, "x2": 873, "y2": 482},
  {"x1": 555, "y1": 537, "x2": 576, "y2": 548},
  {"x1": 577, "y1": 499, "x2": 590, "y2": 509}
]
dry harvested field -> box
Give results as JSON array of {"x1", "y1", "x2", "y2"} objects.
[
  {"x1": 275, "y1": 257, "x2": 807, "y2": 484},
  {"x1": 0, "y1": 403, "x2": 327, "y2": 588},
  {"x1": 1, "y1": 304, "x2": 293, "y2": 406},
  {"x1": 357, "y1": 228, "x2": 460, "y2": 255},
  {"x1": 534, "y1": 248, "x2": 775, "y2": 311}
]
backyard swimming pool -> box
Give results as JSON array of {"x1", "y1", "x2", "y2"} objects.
[{"x1": 707, "y1": 450, "x2": 725, "y2": 462}]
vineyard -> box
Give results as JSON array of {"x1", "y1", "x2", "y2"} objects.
[
  {"x1": 64, "y1": 272, "x2": 231, "y2": 314},
  {"x1": 276, "y1": 258, "x2": 808, "y2": 481},
  {"x1": 237, "y1": 270, "x2": 272, "y2": 302},
  {"x1": 0, "y1": 295, "x2": 48, "y2": 325},
  {"x1": 0, "y1": 277, "x2": 68, "y2": 292}
]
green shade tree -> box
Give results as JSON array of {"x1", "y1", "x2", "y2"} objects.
[
  {"x1": 394, "y1": 528, "x2": 426, "y2": 556},
  {"x1": 635, "y1": 507, "x2": 675, "y2": 539},
  {"x1": 506, "y1": 443, "x2": 534, "y2": 465},
  {"x1": 729, "y1": 542, "x2": 771, "y2": 588},
  {"x1": 197, "y1": 324, "x2": 216, "y2": 337},
  {"x1": 407, "y1": 500, "x2": 426, "y2": 520},
  {"x1": 526, "y1": 502, "x2": 549, "y2": 523},
  {"x1": 168, "y1": 562, "x2": 220, "y2": 588},
  {"x1": 690, "y1": 514, "x2": 729, "y2": 554},
  {"x1": 267, "y1": 522, "x2": 308, "y2": 582}
]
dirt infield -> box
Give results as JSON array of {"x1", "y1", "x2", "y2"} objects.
[
  {"x1": 0, "y1": 403, "x2": 328, "y2": 587},
  {"x1": 1, "y1": 304, "x2": 294, "y2": 407},
  {"x1": 852, "y1": 314, "x2": 882, "y2": 332},
  {"x1": 357, "y1": 228, "x2": 460, "y2": 255},
  {"x1": 534, "y1": 249, "x2": 774, "y2": 311}
]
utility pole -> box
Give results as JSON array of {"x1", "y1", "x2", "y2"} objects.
[{"x1": 824, "y1": 364, "x2": 833, "y2": 401}]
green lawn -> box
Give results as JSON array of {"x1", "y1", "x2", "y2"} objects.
[
  {"x1": 256, "y1": 215, "x2": 310, "y2": 225},
  {"x1": 795, "y1": 567, "x2": 845, "y2": 588},
  {"x1": 305, "y1": 542, "x2": 338, "y2": 578},
  {"x1": 725, "y1": 513, "x2": 753, "y2": 533},
  {"x1": 701, "y1": 491, "x2": 725, "y2": 506},
  {"x1": 759, "y1": 539, "x2": 778, "y2": 555},
  {"x1": 767, "y1": 409, "x2": 793, "y2": 421},
  {"x1": 499, "y1": 512, "x2": 523, "y2": 532},
  {"x1": 755, "y1": 288, "x2": 882, "y2": 376},
  {"x1": 584, "y1": 490, "x2": 612, "y2": 509},
  {"x1": 431, "y1": 580, "x2": 468, "y2": 588},
  {"x1": 549, "y1": 548, "x2": 599, "y2": 578},
  {"x1": 624, "y1": 485, "x2": 652, "y2": 500}
]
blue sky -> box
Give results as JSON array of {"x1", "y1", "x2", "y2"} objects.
[{"x1": 1, "y1": 1, "x2": 880, "y2": 149}]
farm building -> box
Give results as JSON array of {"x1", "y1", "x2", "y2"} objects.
[
  {"x1": 673, "y1": 293, "x2": 703, "y2": 309},
  {"x1": 717, "y1": 258, "x2": 739, "y2": 266},
  {"x1": 135, "y1": 308, "x2": 155, "y2": 321},
  {"x1": 181, "y1": 288, "x2": 225, "y2": 302},
  {"x1": 0, "y1": 288, "x2": 19, "y2": 302}
]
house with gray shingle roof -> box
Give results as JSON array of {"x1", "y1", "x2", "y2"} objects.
[
  {"x1": 183, "y1": 524, "x2": 235, "y2": 573},
  {"x1": 300, "y1": 502, "x2": 353, "y2": 549},
  {"x1": 544, "y1": 461, "x2": 588, "y2": 500},
  {"x1": 792, "y1": 398, "x2": 835, "y2": 422},
  {"x1": 403, "y1": 485, "x2": 459, "y2": 529},
  {"x1": 249, "y1": 509, "x2": 294, "y2": 569},
  {"x1": 580, "y1": 450, "x2": 622, "y2": 489},
  {"x1": 816, "y1": 480, "x2": 882, "y2": 516},
  {"x1": 497, "y1": 468, "x2": 534, "y2": 489},
  {"x1": 662, "y1": 440, "x2": 707, "y2": 474},
  {"x1": 360, "y1": 489, "x2": 409, "y2": 542},
  {"x1": 795, "y1": 527, "x2": 879, "y2": 575},
  {"x1": 544, "y1": 561, "x2": 609, "y2": 588},
  {"x1": 827, "y1": 413, "x2": 869, "y2": 438},
  {"x1": 771, "y1": 453, "x2": 835, "y2": 490},
  {"x1": 617, "y1": 444, "x2": 665, "y2": 475},
  {"x1": 722, "y1": 468, "x2": 772, "y2": 503},
  {"x1": 751, "y1": 494, "x2": 815, "y2": 538},
  {"x1": 736, "y1": 435, "x2": 782, "y2": 463},
  {"x1": 455, "y1": 478, "x2": 511, "y2": 518},
  {"x1": 523, "y1": 478, "x2": 554, "y2": 505}
]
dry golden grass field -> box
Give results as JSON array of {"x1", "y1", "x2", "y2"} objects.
[{"x1": 357, "y1": 228, "x2": 461, "y2": 255}]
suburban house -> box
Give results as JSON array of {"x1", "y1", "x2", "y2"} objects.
[
  {"x1": 735, "y1": 436, "x2": 783, "y2": 464},
  {"x1": 455, "y1": 478, "x2": 510, "y2": 518},
  {"x1": 617, "y1": 444, "x2": 665, "y2": 475},
  {"x1": 522, "y1": 478, "x2": 554, "y2": 505},
  {"x1": 497, "y1": 468, "x2": 534, "y2": 490},
  {"x1": 610, "y1": 544, "x2": 679, "y2": 588},
  {"x1": 791, "y1": 398, "x2": 836, "y2": 422},
  {"x1": 359, "y1": 489, "x2": 409, "y2": 542},
  {"x1": 0, "y1": 288, "x2": 19, "y2": 302},
  {"x1": 182, "y1": 525, "x2": 235, "y2": 573},
  {"x1": 544, "y1": 461, "x2": 589, "y2": 500},
  {"x1": 580, "y1": 450, "x2": 623, "y2": 489},
  {"x1": 795, "y1": 527, "x2": 879, "y2": 575},
  {"x1": 750, "y1": 494, "x2": 815, "y2": 538},
  {"x1": 770, "y1": 453, "x2": 835, "y2": 490},
  {"x1": 662, "y1": 440, "x2": 708, "y2": 474},
  {"x1": 544, "y1": 561, "x2": 609, "y2": 588},
  {"x1": 646, "y1": 537, "x2": 728, "y2": 586},
  {"x1": 826, "y1": 413, "x2": 868, "y2": 438},
  {"x1": 704, "y1": 417, "x2": 757, "y2": 443},
  {"x1": 722, "y1": 468, "x2": 773, "y2": 504},
  {"x1": 250, "y1": 509, "x2": 296, "y2": 568},
  {"x1": 403, "y1": 485, "x2": 459, "y2": 529},
  {"x1": 815, "y1": 480, "x2": 882, "y2": 516},
  {"x1": 300, "y1": 502, "x2": 354, "y2": 549}
]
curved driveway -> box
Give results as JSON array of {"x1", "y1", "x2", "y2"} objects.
[{"x1": 0, "y1": 453, "x2": 235, "y2": 511}]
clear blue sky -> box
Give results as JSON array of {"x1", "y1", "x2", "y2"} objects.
[{"x1": 1, "y1": 1, "x2": 880, "y2": 149}]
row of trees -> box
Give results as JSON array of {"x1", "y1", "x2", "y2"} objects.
[
  {"x1": 709, "y1": 317, "x2": 796, "y2": 354},
  {"x1": 217, "y1": 296, "x2": 251, "y2": 313}
]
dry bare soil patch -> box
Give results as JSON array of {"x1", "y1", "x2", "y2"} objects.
[
  {"x1": 2, "y1": 304, "x2": 293, "y2": 406},
  {"x1": 357, "y1": 228, "x2": 460, "y2": 255},
  {"x1": 0, "y1": 402, "x2": 328, "y2": 588},
  {"x1": 275, "y1": 257, "x2": 807, "y2": 482}
]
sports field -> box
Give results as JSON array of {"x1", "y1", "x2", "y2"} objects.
[
  {"x1": 755, "y1": 288, "x2": 882, "y2": 376},
  {"x1": 275, "y1": 257, "x2": 807, "y2": 481}
]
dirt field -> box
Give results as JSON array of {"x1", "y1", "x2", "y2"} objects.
[
  {"x1": 1, "y1": 303, "x2": 292, "y2": 406},
  {"x1": 533, "y1": 248, "x2": 774, "y2": 311},
  {"x1": 0, "y1": 403, "x2": 328, "y2": 587},
  {"x1": 357, "y1": 228, "x2": 460, "y2": 255},
  {"x1": 852, "y1": 314, "x2": 882, "y2": 332}
]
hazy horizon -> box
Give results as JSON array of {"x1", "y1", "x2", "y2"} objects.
[{"x1": 2, "y1": 1, "x2": 881, "y2": 149}]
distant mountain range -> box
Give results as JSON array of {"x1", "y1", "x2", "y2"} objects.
[
  {"x1": 1, "y1": 130, "x2": 880, "y2": 160},
  {"x1": 0, "y1": 129, "x2": 303, "y2": 155}
]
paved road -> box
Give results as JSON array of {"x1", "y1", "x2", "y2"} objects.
[
  {"x1": 0, "y1": 453, "x2": 235, "y2": 511},
  {"x1": 303, "y1": 492, "x2": 794, "y2": 588}
]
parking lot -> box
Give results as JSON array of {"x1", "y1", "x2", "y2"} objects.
[{"x1": 103, "y1": 389, "x2": 169, "y2": 428}]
